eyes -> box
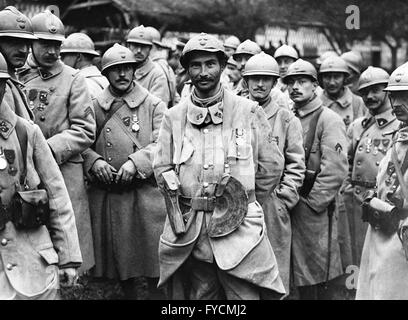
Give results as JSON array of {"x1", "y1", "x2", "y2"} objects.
[{"x1": 189, "y1": 60, "x2": 218, "y2": 69}]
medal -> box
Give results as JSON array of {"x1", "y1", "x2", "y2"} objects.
[
  {"x1": 131, "y1": 114, "x2": 139, "y2": 132},
  {"x1": 0, "y1": 148, "x2": 7, "y2": 171}
]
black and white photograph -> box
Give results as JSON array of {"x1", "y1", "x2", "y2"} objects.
[{"x1": 0, "y1": 0, "x2": 406, "y2": 305}]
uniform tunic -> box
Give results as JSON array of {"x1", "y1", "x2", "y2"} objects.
[
  {"x1": 0, "y1": 99, "x2": 81, "y2": 299},
  {"x1": 4, "y1": 77, "x2": 33, "y2": 120},
  {"x1": 78, "y1": 65, "x2": 109, "y2": 99},
  {"x1": 357, "y1": 125, "x2": 408, "y2": 299},
  {"x1": 83, "y1": 82, "x2": 167, "y2": 280},
  {"x1": 18, "y1": 55, "x2": 96, "y2": 274},
  {"x1": 291, "y1": 95, "x2": 349, "y2": 286},
  {"x1": 344, "y1": 108, "x2": 399, "y2": 266},
  {"x1": 153, "y1": 88, "x2": 286, "y2": 296},
  {"x1": 135, "y1": 57, "x2": 170, "y2": 106},
  {"x1": 152, "y1": 57, "x2": 180, "y2": 107},
  {"x1": 255, "y1": 97, "x2": 305, "y2": 292}
]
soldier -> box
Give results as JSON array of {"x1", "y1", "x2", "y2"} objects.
[
  {"x1": 83, "y1": 44, "x2": 167, "y2": 300},
  {"x1": 319, "y1": 56, "x2": 366, "y2": 129},
  {"x1": 60, "y1": 32, "x2": 109, "y2": 98},
  {"x1": 232, "y1": 39, "x2": 261, "y2": 96},
  {"x1": 225, "y1": 56, "x2": 241, "y2": 91},
  {"x1": 18, "y1": 10, "x2": 96, "y2": 276},
  {"x1": 343, "y1": 67, "x2": 398, "y2": 267},
  {"x1": 274, "y1": 44, "x2": 299, "y2": 93},
  {"x1": 146, "y1": 26, "x2": 179, "y2": 108},
  {"x1": 0, "y1": 6, "x2": 34, "y2": 120},
  {"x1": 126, "y1": 25, "x2": 170, "y2": 106},
  {"x1": 243, "y1": 52, "x2": 305, "y2": 293},
  {"x1": 0, "y1": 52, "x2": 82, "y2": 299},
  {"x1": 153, "y1": 33, "x2": 286, "y2": 300},
  {"x1": 283, "y1": 59, "x2": 348, "y2": 299},
  {"x1": 316, "y1": 50, "x2": 339, "y2": 69},
  {"x1": 223, "y1": 35, "x2": 241, "y2": 58},
  {"x1": 357, "y1": 64, "x2": 408, "y2": 299},
  {"x1": 341, "y1": 51, "x2": 363, "y2": 95},
  {"x1": 233, "y1": 40, "x2": 289, "y2": 110}
]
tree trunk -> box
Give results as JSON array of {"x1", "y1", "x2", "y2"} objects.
[{"x1": 390, "y1": 45, "x2": 398, "y2": 70}]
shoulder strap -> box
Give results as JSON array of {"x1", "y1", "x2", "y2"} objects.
[
  {"x1": 94, "y1": 99, "x2": 124, "y2": 141},
  {"x1": 304, "y1": 106, "x2": 324, "y2": 163},
  {"x1": 15, "y1": 118, "x2": 28, "y2": 188},
  {"x1": 391, "y1": 143, "x2": 408, "y2": 201}
]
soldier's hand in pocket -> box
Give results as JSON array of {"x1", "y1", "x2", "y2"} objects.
[
  {"x1": 91, "y1": 159, "x2": 117, "y2": 184},
  {"x1": 59, "y1": 268, "x2": 79, "y2": 288},
  {"x1": 115, "y1": 160, "x2": 137, "y2": 185}
]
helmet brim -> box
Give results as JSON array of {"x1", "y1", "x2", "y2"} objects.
[
  {"x1": 126, "y1": 39, "x2": 153, "y2": 46},
  {"x1": 180, "y1": 49, "x2": 227, "y2": 69},
  {"x1": 358, "y1": 80, "x2": 388, "y2": 92},
  {"x1": 319, "y1": 69, "x2": 350, "y2": 77},
  {"x1": 60, "y1": 49, "x2": 99, "y2": 56},
  {"x1": 242, "y1": 70, "x2": 279, "y2": 77},
  {"x1": 282, "y1": 73, "x2": 317, "y2": 84},
  {"x1": 0, "y1": 71, "x2": 10, "y2": 79},
  {"x1": 101, "y1": 60, "x2": 137, "y2": 75},
  {"x1": 274, "y1": 54, "x2": 298, "y2": 60},
  {"x1": 0, "y1": 32, "x2": 37, "y2": 40},
  {"x1": 384, "y1": 85, "x2": 408, "y2": 92},
  {"x1": 34, "y1": 33, "x2": 65, "y2": 42}
]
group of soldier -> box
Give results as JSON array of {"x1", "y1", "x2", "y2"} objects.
[{"x1": 1, "y1": 5, "x2": 408, "y2": 300}]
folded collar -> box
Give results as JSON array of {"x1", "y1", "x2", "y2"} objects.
[
  {"x1": 321, "y1": 86, "x2": 353, "y2": 109},
  {"x1": 187, "y1": 98, "x2": 223, "y2": 126}
]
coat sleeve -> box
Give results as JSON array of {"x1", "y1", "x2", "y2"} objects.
[
  {"x1": 152, "y1": 108, "x2": 175, "y2": 191},
  {"x1": 253, "y1": 105, "x2": 285, "y2": 194},
  {"x1": 304, "y1": 113, "x2": 349, "y2": 213},
  {"x1": 128, "y1": 100, "x2": 166, "y2": 178},
  {"x1": 47, "y1": 73, "x2": 96, "y2": 165},
  {"x1": 32, "y1": 124, "x2": 82, "y2": 267},
  {"x1": 275, "y1": 116, "x2": 305, "y2": 210}
]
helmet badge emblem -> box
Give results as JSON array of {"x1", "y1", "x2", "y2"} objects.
[
  {"x1": 16, "y1": 17, "x2": 26, "y2": 29},
  {"x1": 395, "y1": 72, "x2": 403, "y2": 83}
]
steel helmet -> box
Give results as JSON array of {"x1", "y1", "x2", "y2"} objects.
[
  {"x1": 358, "y1": 66, "x2": 389, "y2": 91},
  {"x1": 0, "y1": 6, "x2": 36, "y2": 40},
  {"x1": 319, "y1": 56, "x2": 350, "y2": 76},
  {"x1": 60, "y1": 33, "x2": 99, "y2": 56},
  {"x1": 316, "y1": 50, "x2": 339, "y2": 65},
  {"x1": 144, "y1": 26, "x2": 162, "y2": 47},
  {"x1": 341, "y1": 51, "x2": 363, "y2": 75},
  {"x1": 274, "y1": 44, "x2": 299, "y2": 60},
  {"x1": 224, "y1": 35, "x2": 241, "y2": 50},
  {"x1": 233, "y1": 40, "x2": 261, "y2": 58},
  {"x1": 242, "y1": 52, "x2": 279, "y2": 77},
  {"x1": 180, "y1": 32, "x2": 227, "y2": 68},
  {"x1": 227, "y1": 56, "x2": 238, "y2": 67},
  {"x1": 126, "y1": 25, "x2": 153, "y2": 46},
  {"x1": 0, "y1": 52, "x2": 10, "y2": 79},
  {"x1": 384, "y1": 64, "x2": 408, "y2": 92},
  {"x1": 31, "y1": 10, "x2": 65, "y2": 42},
  {"x1": 282, "y1": 58, "x2": 318, "y2": 84},
  {"x1": 101, "y1": 43, "x2": 137, "y2": 75}
]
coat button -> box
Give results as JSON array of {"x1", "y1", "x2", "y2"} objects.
[
  {"x1": 355, "y1": 188, "x2": 361, "y2": 194},
  {"x1": 107, "y1": 157, "x2": 112, "y2": 162},
  {"x1": 203, "y1": 128, "x2": 209, "y2": 134},
  {"x1": 376, "y1": 161, "x2": 380, "y2": 166},
  {"x1": 106, "y1": 128, "x2": 111, "y2": 132},
  {"x1": 357, "y1": 161, "x2": 361, "y2": 166},
  {"x1": 1, "y1": 239, "x2": 7, "y2": 246},
  {"x1": 40, "y1": 116, "x2": 45, "y2": 121},
  {"x1": 6, "y1": 263, "x2": 12, "y2": 271},
  {"x1": 358, "y1": 146, "x2": 363, "y2": 151},
  {"x1": 224, "y1": 163, "x2": 229, "y2": 168},
  {"x1": 203, "y1": 182, "x2": 209, "y2": 188},
  {"x1": 203, "y1": 164, "x2": 209, "y2": 169},
  {"x1": 208, "y1": 161, "x2": 213, "y2": 166},
  {"x1": 107, "y1": 142, "x2": 112, "y2": 147}
]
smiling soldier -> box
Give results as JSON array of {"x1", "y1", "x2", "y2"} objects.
[{"x1": 153, "y1": 33, "x2": 286, "y2": 300}]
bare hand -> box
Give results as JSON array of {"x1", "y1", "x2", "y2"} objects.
[
  {"x1": 58, "y1": 268, "x2": 79, "y2": 288},
  {"x1": 91, "y1": 159, "x2": 117, "y2": 184},
  {"x1": 115, "y1": 160, "x2": 137, "y2": 184}
]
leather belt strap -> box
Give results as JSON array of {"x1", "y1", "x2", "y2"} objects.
[
  {"x1": 179, "y1": 190, "x2": 256, "y2": 212},
  {"x1": 351, "y1": 180, "x2": 376, "y2": 188}
]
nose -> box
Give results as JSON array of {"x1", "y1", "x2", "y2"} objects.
[
  {"x1": 258, "y1": 78, "x2": 264, "y2": 86},
  {"x1": 18, "y1": 44, "x2": 29, "y2": 54},
  {"x1": 47, "y1": 46, "x2": 57, "y2": 55}
]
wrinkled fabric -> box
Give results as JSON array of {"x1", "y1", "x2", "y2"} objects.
[
  {"x1": 0, "y1": 100, "x2": 81, "y2": 297},
  {"x1": 83, "y1": 82, "x2": 167, "y2": 280},
  {"x1": 357, "y1": 126, "x2": 408, "y2": 300},
  {"x1": 344, "y1": 108, "x2": 399, "y2": 266},
  {"x1": 154, "y1": 88, "x2": 286, "y2": 297},
  {"x1": 291, "y1": 96, "x2": 348, "y2": 286},
  {"x1": 18, "y1": 55, "x2": 96, "y2": 274}
]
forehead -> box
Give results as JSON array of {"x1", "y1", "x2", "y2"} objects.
[
  {"x1": 128, "y1": 42, "x2": 151, "y2": 49},
  {"x1": 321, "y1": 72, "x2": 345, "y2": 77},
  {"x1": 34, "y1": 39, "x2": 62, "y2": 47},
  {"x1": 188, "y1": 51, "x2": 219, "y2": 63},
  {"x1": 360, "y1": 83, "x2": 387, "y2": 94},
  {"x1": 277, "y1": 56, "x2": 296, "y2": 63},
  {"x1": 247, "y1": 74, "x2": 275, "y2": 81}
]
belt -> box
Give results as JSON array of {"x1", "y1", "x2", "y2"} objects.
[
  {"x1": 179, "y1": 190, "x2": 256, "y2": 212},
  {"x1": 351, "y1": 180, "x2": 376, "y2": 188}
]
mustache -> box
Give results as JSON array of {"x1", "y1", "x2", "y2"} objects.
[{"x1": 366, "y1": 99, "x2": 379, "y2": 104}]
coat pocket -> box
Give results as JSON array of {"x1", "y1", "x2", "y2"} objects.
[{"x1": 176, "y1": 138, "x2": 195, "y2": 164}]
